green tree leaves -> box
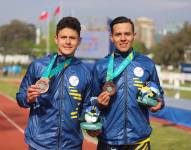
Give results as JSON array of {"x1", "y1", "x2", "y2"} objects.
[
  {"x1": 0, "y1": 20, "x2": 36, "y2": 55},
  {"x1": 152, "y1": 22, "x2": 191, "y2": 67}
]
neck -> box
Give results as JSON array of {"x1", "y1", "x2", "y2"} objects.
[
  {"x1": 115, "y1": 48, "x2": 133, "y2": 57},
  {"x1": 57, "y1": 52, "x2": 74, "y2": 59}
]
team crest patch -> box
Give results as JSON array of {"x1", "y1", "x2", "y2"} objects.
[
  {"x1": 69, "y1": 76, "x2": 79, "y2": 86},
  {"x1": 134, "y1": 67, "x2": 144, "y2": 77}
]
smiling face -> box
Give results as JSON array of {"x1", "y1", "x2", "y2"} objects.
[
  {"x1": 110, "y1": 22, "x2": 136, "y2": 52},
  {"x1": 55, "y1": 27, "x2": 81, "y2": 56}
]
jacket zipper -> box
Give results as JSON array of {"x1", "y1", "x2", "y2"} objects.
[
  {"x1": 57, "y1": 75, "x2": 64, "y2": 150},
  {"x1": 124, "y1": 68, "x2": 128, "y2": 143}
]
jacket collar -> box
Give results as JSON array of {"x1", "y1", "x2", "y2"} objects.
[
  {"x1": 49, "y1": 53, "x2": 80, "y2": 65},
  {"x1": 114, "y1": 48, "x2": 133, "y2": 58}
]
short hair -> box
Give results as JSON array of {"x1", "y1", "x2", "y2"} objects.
[
  {"x1": 110, "y1": 16, "x2": 134, "y2": 33},
  {"x1": 56, "y1": 16, "x2": 81, "y2": 36}
]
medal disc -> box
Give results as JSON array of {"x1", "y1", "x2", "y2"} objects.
[
  {"x1": 36, "y1": 78, "x2": 49, "y2": 93},
  {"x1": 103, "y1": 82, "x2": 116, "y2": 96}
]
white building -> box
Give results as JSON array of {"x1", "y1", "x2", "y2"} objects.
[{"x1": 135, "y1": 17, "x2": 155, "y2": 49}]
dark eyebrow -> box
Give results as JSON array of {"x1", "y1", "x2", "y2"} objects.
[{"x1": 114, "y1": 32, "x2": 122, "y2": 35}]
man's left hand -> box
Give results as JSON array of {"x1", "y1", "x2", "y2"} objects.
[{"x1": 149, "y1": 98, "x2": 163, "y2": 112}]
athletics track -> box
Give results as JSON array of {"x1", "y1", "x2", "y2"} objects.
[
  {"x1": 1, "y1": 92, "x2": 191, "y2": 150},
  {"x1": 0, "y1": 93, "x2": 96, "y2": 150}
]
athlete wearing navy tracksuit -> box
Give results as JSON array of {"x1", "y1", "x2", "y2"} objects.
[
  {"x1": 87, "y1": 17, "x2": 164, "y2": 150},
  {"x1": 16, "y1": 17, "x2": 92, "y2": 150}
]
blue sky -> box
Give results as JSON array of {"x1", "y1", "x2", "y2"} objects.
[{"x1": 0, "y1": 0, "x2": 191, "y2": 30}]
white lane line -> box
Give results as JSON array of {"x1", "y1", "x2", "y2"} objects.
[
  {"x1": 0, "y1": 110, "x2": 24, "y2": 134},
  {"x1": 0, "y1": 92, "x2": 16, "y2": 103}
]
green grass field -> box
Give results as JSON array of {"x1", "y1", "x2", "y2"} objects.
[
  {"x1": 165, "y1": 88, "x2": 191, "y2": 100},
  {"x1": 0, "y1": 77, "x2": 191, "y2": 149},
  {"x1": 0, "y1": 77, "x2": 20, "y2": 98},
  {"x1": 151, "y1": 123, "x2": 191, "y2": 150},
  {"x1": 162, "y1": 80, "x2": 191, "y2": 100}
]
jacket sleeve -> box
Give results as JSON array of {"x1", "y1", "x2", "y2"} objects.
[
  {"x1": 92, "y1": 64, "x2": 103, "y2": 97},
  {"x1": 89, "y1": 63, "x2": 106, "y2": 109},
  {"x1": 80, "y1": 71, "x2": 93, "y2": 119},
  {"x1": 150, "y1": 64, "x2": 165, "y2": 109},
  {"x1": 16, "y1": 62, "x2": 37, "y2": 108}
]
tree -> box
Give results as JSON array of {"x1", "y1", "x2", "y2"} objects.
[
  {"x1": 0, "y1": 20, "x2": 36, "y2": 54},
  {"x1": 49, "y1": 20, "x2": 57, "y2": 53},
  {"x1": 33, "y1": 19, "x2": 58, "y2": 57},
  {"x1": 152, "y1": 22, "x2": 191, "y2": 67},
  {"x1": 133, "y1": 40, "x2": 148, "y2": 54}
]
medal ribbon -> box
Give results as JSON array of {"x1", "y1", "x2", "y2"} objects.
[
  {"x1": 42, "y1": 54, "x2": 57, "y2": 78},
  {"x1": 106, "y1": 51, "x2": 134, "y2": 82},
  {"x1": 49, "y1": 57, "x2": 72, "y2": 78},
  {"x1": 42, "y1": 54, "x2": 72, "y2": 78}
]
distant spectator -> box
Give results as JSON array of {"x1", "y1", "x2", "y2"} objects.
[
  {"x1": 12, "y1": 65, "x2": 21, "y2": 75},
  {"x1": 2, "y1": 66, "x2": 8, "y2": 77}
]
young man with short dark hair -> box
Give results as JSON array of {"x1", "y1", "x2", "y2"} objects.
[{"x1": 17, "y1": 16, "x2": 92, "y2": 150}]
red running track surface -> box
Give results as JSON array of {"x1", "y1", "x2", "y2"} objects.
[{"x1": 0, "y1": 94, "x2": 96, "y2": 150}]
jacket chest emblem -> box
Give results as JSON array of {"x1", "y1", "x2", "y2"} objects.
[
  {"x1": 69, "y1": 75, "x2": 79, "y2": 86},
  {"x1": 134, "y1": 67, "x2": 144, "y2": 77}
]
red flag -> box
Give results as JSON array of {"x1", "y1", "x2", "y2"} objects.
[
  {"x1": 39, "y1": 11, "x2": 48, "y2": 21},
  {"x1": 54, "y1": 6, "x2": 61, "y2": 16}
]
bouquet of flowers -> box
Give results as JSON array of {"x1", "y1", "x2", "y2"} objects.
[
  {"x1": 80, "y1": 105, "x2": 102, "y2": 130},
  {"x1": 137, "y1": 81, "x2": 161, "y2": 107}
]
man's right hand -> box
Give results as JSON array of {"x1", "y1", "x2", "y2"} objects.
[
  {"x1": 27, "y1": 85, "x2": 41, "y2": 103},
  {"x1": 97, "y1": 91, "x2": 111, "y2": 107},
  {"x1": 86, "y1": 130, "x2": 101, "y2": 137}
]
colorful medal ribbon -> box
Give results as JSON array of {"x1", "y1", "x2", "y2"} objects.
[
  {"x1": 42, "y1": 54, "x2": 72, "y2": 79},
  {"x1": 49, "y1": 57, "x2": 72, "y2": 78},
  {"x1": 41, "y1": 54, "x2": 57, "y2": 78},
  {"x1": 106, "y1": 50, "x2": 134, "y2": 82}
]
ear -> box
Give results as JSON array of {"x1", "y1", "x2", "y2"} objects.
[
  {"x1": 110, "y1": 34, "x2": 113, "y2": 43},
  {"x1": 78, "y1": 37, "x2": 82, "y2": 45},
  {"x1": 133, "y1": 32, "x2": 136, "y2": 40},
  {"x1": 54, "y1": 36, "x2": 58, "y2": 44}
]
